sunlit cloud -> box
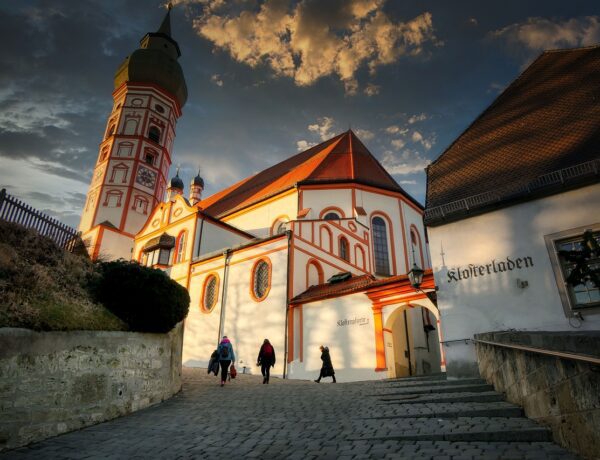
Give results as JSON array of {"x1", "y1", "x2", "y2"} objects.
[
  {"x1": 385, "y1": 125, "x2": 408, "y2": 135},
  {"x1": 211, "y1": 74, "x2": 224, "y2": 86},
  {"x1": 191, "y1": 0, "x2": 438, "y2": 94},
  {"x1": 355, "y1": 128, "x2": 374, "y2": 140},
  {"x1": 308, "y1": 116, "x2": 336, "y2": 141},
  {"x1": 364, "y1": 83, "x2": 381, "y2": 96},
  {"x1": 381, "y1": 149, "x2": 431, "y2": 175}
]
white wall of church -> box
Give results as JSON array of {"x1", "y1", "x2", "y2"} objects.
[
  {"x1": 97, "y1": 228, "x2": 134, "y2": 260},
  {"x1": 287, "y1": 293, "x2": 385, "y2": 382},
  {"x1": 223, "y1": 191, "x2": 298, "y2": 237},
  {"x1": 196, "y1": 219, "x2": 251, "y2": 258},
  {"x1": 428, "y1": 184, "x2": 600, "y2": 378},
  {"x1": 184, "y1": 237, "x2": 289, "y2": 378}
]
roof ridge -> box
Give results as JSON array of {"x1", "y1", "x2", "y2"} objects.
[{"x1": 542, "y1": 43, "x2": 600, "y2": 54}]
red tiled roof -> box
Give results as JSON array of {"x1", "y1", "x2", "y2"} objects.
[
  {"x1": 425, "y1": 45, "x2": 600, "y2": 225},
  {"x1": 197, "y1": 130, "x2": 413, "y2": 218}
]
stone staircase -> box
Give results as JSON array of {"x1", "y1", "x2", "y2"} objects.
[{"x1": 350, "y1": 374, "x2": 574, "y2": 448}]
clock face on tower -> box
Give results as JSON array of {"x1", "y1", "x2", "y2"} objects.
[{"x1": 136, "y1": 166, "x2": 156, "y2": 188}]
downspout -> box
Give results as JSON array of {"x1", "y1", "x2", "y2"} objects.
[
  {"x1": 217, "y1": 249, "x2": 231, "y2": 345},
  {"x1": 404, "y1": 309, "x2": 413, "y2": 376},
  {"x1": 196, "y1": 217, "x2": 205, "y2": 257},
  {"x1": 283, "y1": 229, "x2": 292, "y2": 379}
]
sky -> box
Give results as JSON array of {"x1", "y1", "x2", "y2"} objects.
[{"x1": 0, "y1": 0, "x2": 598, "y2": 228}]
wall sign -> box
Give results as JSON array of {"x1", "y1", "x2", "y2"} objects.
[
  {"x1": 337, "y1": 317, "x2": 369, "y2": 327},
  {"x1": 447, "y1": 256, "x2": 534, "y2": 283}
]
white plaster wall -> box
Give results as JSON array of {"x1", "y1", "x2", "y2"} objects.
[
  {"x1": 288, "y1": 293, "x2": 385, "y2": 382},
  {"x1": 223, "y1": 192, "x2": 298, "y2": 237},
  {"x1": 197, "y1": 220, "x2": 252, "y2": 258},
  {"x1": 97, "y1": 229, "x2": 133, "y2": 260},
  {"x1": 184, "y1": 239, "x2": 289, "y2": 379},
  {"x1": 428, "y1": 185, "x2": 600, "y2": 377},
  {"x1": 302, "y1": 189, "x2": 353, "y2": 219}
]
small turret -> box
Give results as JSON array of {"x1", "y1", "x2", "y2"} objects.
[
  {"x1": 190, "y1": 169, "x2": 204, "y2": 205},
  {"x1": 167, "y1": 169, "x2": 184, "y2": 201}
]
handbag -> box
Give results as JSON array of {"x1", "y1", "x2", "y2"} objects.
[{"x1": 229, "y1": 364, "x2": 237, "y2": 379}]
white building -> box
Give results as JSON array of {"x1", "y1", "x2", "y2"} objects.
[
  {"x1": 80, "y1": 9, "x2": 443, "y2": 382},
  {"x1": 424, "y1": 45, "x2": 600, "y2": 378}
]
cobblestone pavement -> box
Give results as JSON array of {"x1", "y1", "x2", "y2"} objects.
[{"x1": 2, "y1": 369, "x2": 581, "y2": 459}]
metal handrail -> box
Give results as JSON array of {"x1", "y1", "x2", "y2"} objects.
[{"x1": 473, "y1": 338, "x2": 600, "y2": 365}]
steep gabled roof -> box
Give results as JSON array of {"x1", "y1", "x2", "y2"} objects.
[
  {"x1": 197, "y1": 130, "x2": 415, "y2": 218},
  {"x1": 425, "y1": 45, "x2": 600, "y2": 226}
]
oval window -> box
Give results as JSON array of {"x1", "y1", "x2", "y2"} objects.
[
  {"x1": 252, "y1": 260, "x2": 271, "y2": 301},
  {"x1": 155, "y1": 104, "x2": 165, "y2": 114},
  {"x1": 202, "y1": 275, "x2": 218, "y2": 312}
]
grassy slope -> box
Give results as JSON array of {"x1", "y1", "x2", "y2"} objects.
[{"x1": 0, "y1": 221, "x2": 126, "y2": 331}]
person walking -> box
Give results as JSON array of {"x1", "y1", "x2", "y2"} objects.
[
  {"x1": 256, "y1": 339, "x2": 276, "y2": 384},
  {"x1": 314, "y1": 345, "x2": 336, "y2": 383},
  {"x1": 217, "y1": 336, "x2": 235, "y2": 387}
]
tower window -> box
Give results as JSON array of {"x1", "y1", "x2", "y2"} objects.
[
  {"x1": 155, "y1": 104, "x2": 165, "y2": 114},
  {"x1": 324, "y1": 212, "x2": 340, "y2": 220},
  {"x1": 148, "y1": 126, "x2": 161, "y2": 143},
  {"x1": 145, "y1": 152, "x2": 157, "y2": 165}
]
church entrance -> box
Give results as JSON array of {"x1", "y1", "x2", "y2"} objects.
[{"x1": 383, "y1": 303, "x2": 442, "y2": 379}]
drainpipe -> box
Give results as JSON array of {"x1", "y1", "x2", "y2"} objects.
[
  {"x1": 196, "y1": 217, "x2": 205, "y2": 258},
  {"x1": 283, "y1": 229, "x2": 292, "y2": 379},
  {"x1": 217, "y1": 249, "x2": 232, "y2": 345},
  {"x1": 404, "y1": 309, "x2": 412, "y2": 376}
]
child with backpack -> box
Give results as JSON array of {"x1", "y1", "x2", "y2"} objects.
[{"x1": 217, "y1": 336, "x2": 235, "y2": 387}]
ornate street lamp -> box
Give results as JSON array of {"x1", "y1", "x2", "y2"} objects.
[{"x1": 408, "y1": 262, "x2": 425, "y2": 289}]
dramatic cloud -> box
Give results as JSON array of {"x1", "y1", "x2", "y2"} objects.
[
  {"x1": 491, "y1": 16, "x2": 600, "y2": 55},
  {"x1": 408, "y1": 113, "x2": 427, "y2": 124},
  {"x1": 308, "y1": 116, "x2": 336, "y2": 141},
  {"x1": 193, "y1": 0, "x2": 438, "y2": 94},
  {"x1": 355, "y1": 128, "x2": 374, "y2": 140},
  {"x1": 381, "y1": 149, "x2": 431, "y2": 175}
]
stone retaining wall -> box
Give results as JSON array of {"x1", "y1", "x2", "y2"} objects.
[
  {"x1": 0, "y1": 323, "x2": 183, "y2": 452},
  {"x1": 475, "y1": 331, "x2": 600, "y2": 459}
]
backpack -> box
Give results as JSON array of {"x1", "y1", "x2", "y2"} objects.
[{"x1": 219, "y1": 344, "x2": 229, "y2": 359}]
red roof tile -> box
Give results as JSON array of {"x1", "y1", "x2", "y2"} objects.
[
  {"x1": 197, "y1": 130, "x2": 414, "y2": 218},
  {"x1": 425, "y1": 45, "x2": 600, "y2": 225}
]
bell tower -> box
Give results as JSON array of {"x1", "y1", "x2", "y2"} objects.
[{"x1": 79, "y1": 5, "x2": 187, "y2": 260}]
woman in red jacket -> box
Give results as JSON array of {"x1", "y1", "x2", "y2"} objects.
[{"x1": 257, "y1": 339, "x2": 276, "y2": 384}]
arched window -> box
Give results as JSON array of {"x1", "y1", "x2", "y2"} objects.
[
  {"x1": 148, "y1": 126, "x2": 161, "y2": 143},
  {"x1": 124, "y1": 118, "x2": 138, "y2": 135},
  {"x1": 202, "y1": 274, "x2": 219, "y2": 313},
  {"x1": 271, "y1": 217, "x2": 289, "y2": 235},
  {"x1": 306, "y1": 260, "x2": 324, "y2": 288},
  {"x1": 339, "y1": 237, "x2": 349, "y2": 262},
  {"x1": 324, "y1": 212, "x2": 340, "y2": 220},
  {"x1": 251, "y1": 259, "x2": 271, "y2": 301},
  {"x1": 372, "y1": 216, "x2": 390, "y2": 276},
  {"x1": 175, "y1": 231, "x2": 187, "y2": 263},
  {"x1": 410, "y1": 227, "x2": 424, "y2": 267},
  {"x1": 320, "y1": 225, "x2": 333, "y2": 252},
  {"x1": 355, "y1": 245, "x2": 366, "y2": 270}
]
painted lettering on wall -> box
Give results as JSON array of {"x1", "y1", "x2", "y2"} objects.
[
  {"x1": 447, "y1": 256, "x2": 534, "y2": 283},
  {"x1": 337, "y1": 317, "x2": 370, "y2": 327}
]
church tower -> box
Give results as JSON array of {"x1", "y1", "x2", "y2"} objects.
[{"x1": 79, "y1": 6, "x2": 187, "y2": 260}]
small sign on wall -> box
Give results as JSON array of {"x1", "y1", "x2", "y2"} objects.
[
  {"x1": 337, "y1": 317, "x2": 370, "y2": 327},
  {"x1": 447, "y1": 256, "x2": 534, "y2": 283}
]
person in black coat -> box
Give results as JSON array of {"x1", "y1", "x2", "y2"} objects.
[
  {"x1": 314, "y1": 345, "x2": 336, "y2": 383},
  {"x1": 256, "y1": 339, "x2": 276, "y2": 384}
]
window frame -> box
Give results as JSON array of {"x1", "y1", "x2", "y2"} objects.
[
  {"x1": 372, "y1": 215, "x2": 391, "y2": 276},
  {"x1": 201, "y1": 273, "x2": 219, "y2": 313},
  {"x1": 339, "y1": 236, "x2": 350, "y2": 262},
  {"x1": 545, "y1": 223, "x2": 600, "y2": 317},
  {"x1": 250, "y1": 258, "x2": 272, "y2": 302}
]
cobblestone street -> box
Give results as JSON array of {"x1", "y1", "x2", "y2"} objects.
[{"x1": 2, "y1": 369, "x2": 580, "y2": 459}]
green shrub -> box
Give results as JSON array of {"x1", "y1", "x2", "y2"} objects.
[{"x1": 92, "y1": 260, "x2": 189, "y2": 333}]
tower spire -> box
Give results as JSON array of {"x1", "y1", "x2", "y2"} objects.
[{"x1": 157, "y1": 3, "x2": 173, "y2": 36}]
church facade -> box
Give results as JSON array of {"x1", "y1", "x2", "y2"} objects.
[{"x1": 79, "y1": 9, "x2": 442, "y2": 382}]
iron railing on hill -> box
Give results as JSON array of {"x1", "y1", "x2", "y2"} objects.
[{"x1": 0, "y1": 188, "x2": 81, "y2": 251}]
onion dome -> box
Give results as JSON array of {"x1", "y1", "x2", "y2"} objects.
[
  {"x1": 191, "y1": 170, "x2": 204, "y2": 188},
  {"x1": 169, "y1": 170, "x2": 184, "y2": 190},
  {"x1": 113, "y1": 5, "x2": 187, "y2": 107}
]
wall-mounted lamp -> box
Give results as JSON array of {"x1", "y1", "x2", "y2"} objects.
[
  {"x1": 408, "y1": 263, "x2": 425, "y2": 289},
  {"x1": 516, "y1": 278, "x2": 529, "y2": 289}
]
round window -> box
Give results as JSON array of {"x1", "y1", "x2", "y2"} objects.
[
  {"x1": 155, "y1": 104, "x2": 165, "y2": 114},
  {"x1": 253, "y1": 260, "x2": 270, "y2": 300},
  {"x1": 202, "y1": 275, "x2": 218, "y2": 312}
]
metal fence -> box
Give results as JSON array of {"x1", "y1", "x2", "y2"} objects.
[{"x1": 0, "y1": 188, "x2": 81, "y2": 251}]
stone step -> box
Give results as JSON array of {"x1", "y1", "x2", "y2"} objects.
[
  {"x1": 360, "y1": 401, "x2": 523, "y2": 419},
  {"x1": 378, "y1": 390, "x2": 506, "y2": 404},
  {"x1": 381, "y1": 377, "x2": 486, "y2": 389},
  {"x1": 379, "y1": 373, "x2": 447, "y2": 383},
  {"x1": 348, "y1": 416, "x2": 553, "y2": 443},
  {"x1": 371, "y1": 382, "x2": 495, "y2": 397}
]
